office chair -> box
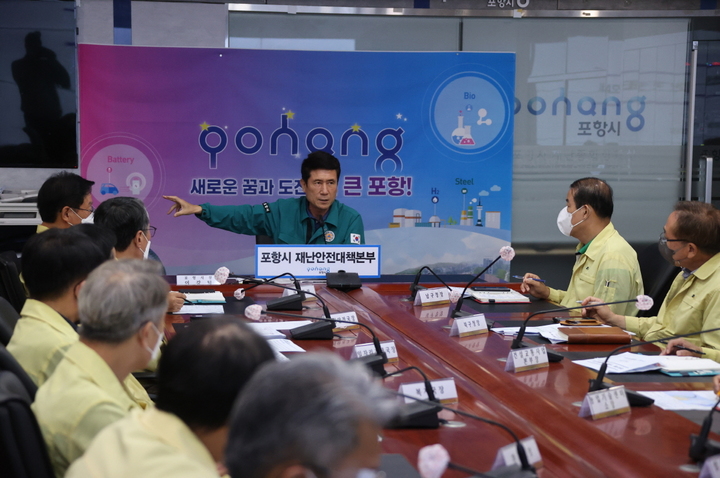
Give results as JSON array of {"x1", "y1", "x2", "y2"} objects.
[
  {"x1": 0, "y1": 371, "x2": 54, "y2": 478},
  {"x1": 0, "y1": 344, "x2": 36, "y2": 401},
  {"x1": 636, "y1": 243, "x2": 679, "y2": 318},
  {"x1": 0, "y1": 253, "x2": 26, "y2": 314},
  {"x1": 0, "y1": 296, "x2": 19, "y2": 346}
]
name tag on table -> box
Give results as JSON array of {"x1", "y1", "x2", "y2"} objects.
[
  {"x1": 449, "y1": 314, "x2": 488, "y2": 337},
  {"x1": 414, "y1": 287, "x2": 450, "y2": 307},
  {"x1": 350, "y1": 340, "x2": 399, "y2": 363},
  {"x1": 256, "y1": 245, "x2": 381, "y2": 279},
  {"x1": 505, "y1": 346, "x2": 549, "y2": 373},
  {"x1": 331, "y1": 311, "x2": 360, "y2": 331},
  {"x1": 492, "y1": 436, "x2": 543, "y2": 470},
  {"x1": 399, "y1": 378, "x2": 458, "y2": 404},
  {"x1": 578, "y1": 386, "x2": 630, "y2": 420},
  {"x1": 176, "y1": 274, "x2": 220, "y2": 286},
  {"x1": 281, "y1": 283, "x2": 317, "y2": 299}
]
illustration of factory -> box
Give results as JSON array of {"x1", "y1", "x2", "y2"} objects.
[{"x1": 388, "y1": 202, "x2": 500, "y2": 229}]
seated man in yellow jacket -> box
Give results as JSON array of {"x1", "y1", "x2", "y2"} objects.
[
  {"x1": 32, "y1": 259, "x2": 168, "y2": 478},
  {"x1": 584, "y1": 202, "x2": 720, "y2": 359},
  {"x1": 520, "y1": 177, "x2": 643, "y2": 316},
  {"x1": 7, "y1": 227, "x2": 151, "y2": 407},
  {"x1": 36, "y1": 171, "x2": 95, "y2": 232},
  {"x1": 67, "y1": 317, "x2": 275, "y2": 478}
]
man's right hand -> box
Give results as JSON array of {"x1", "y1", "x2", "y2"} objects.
[
  {"x1": 163, "y1": 195, "x2": 202, "y2": 217},
  {"x1": 581, "y1": 296, "x2": 627, "y2": 329},
  {"x1": 519, "y1": 273, "x2": 550, "y2": 300}
]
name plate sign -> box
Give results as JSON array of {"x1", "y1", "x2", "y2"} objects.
[
  {"x1": 256, "y1": 245, "x2": 381, "y2": 278},
  {"x1": 176, "y1": 274, "x2": 220, "y2": 286},
  {"x1": 350, "y1": 340, "x2": 399, "y2": 363},
  {"x1": 505, "y1": 346, "x2": 549, "y2": 373},
  {"x1": 281, "y1": 283, "x2": 317, "y2": 299},
  {"x1": 701, "y1": 454, "x2": 720, "y2": 478},
  {"x1": 578, "y1": 386, "x2": 631, "y2": 420},
  {"x1": 399, "y1": 378, "x2": 458, "y2": 404},
  {"x1": 449, "y1": 314, "x2": 488, "y2": 337},
  {"x1": 492, "y1": 437, "x2": 543, "y2": 470},
  {"x1": 331, "y1": 311, "x2": 360, "y2": 331},
  {"x1": 414, "y1": 287, "x2": 451, "y2": 307}
]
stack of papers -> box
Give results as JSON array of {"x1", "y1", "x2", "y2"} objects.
[
  {"x1": 470, "y1": 289, "x2": 530, "y2": 303},
  {"x1": 173, "y1": 304, "x2": 225, "y2": 315},
  {"x1": 635, "y1": 391, "x2": 720, "y2": 411},
  {"x1": 184, "y1": 291, "x2": 226, "y2": 304},
  {"x1": 573, "y1": 352, "x2": 720, "y2": 374}
]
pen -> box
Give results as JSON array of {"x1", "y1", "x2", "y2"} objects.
[
  {"x1": 512, "y1": 275, "x2": 545, "y2": 283},
  {"x1": 659, "y1": 340, "x2": 705, "y2": 355}
]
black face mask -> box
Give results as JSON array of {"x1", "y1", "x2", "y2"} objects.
[{"x1": 658, "y1": 240, "x2": 677, "y2": 266}]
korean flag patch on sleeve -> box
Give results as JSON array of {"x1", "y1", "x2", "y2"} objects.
[{"x1": 350, "y1": 233, "x2": 361, "y2": 244}]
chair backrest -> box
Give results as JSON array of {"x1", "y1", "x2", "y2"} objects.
[
  {"x1": 0, "y1": 344, "x2": 36, "y2": 401},
  {"x1": 0, "y1": 371, "x2": 54, "y2": 478},
  {"x1": 0, "y1": 296, "x2": 20, "y2": 346},
  {"x1": 0, "y1": 253, "x2": 26, "y2": 314},
  {"x1": 636, "y1": 243, "x2": 680, "y2": 318}
]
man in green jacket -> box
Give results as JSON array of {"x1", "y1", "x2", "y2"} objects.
[{"x1": 164, "y1": 151, "x2": 364, "y2": 245}]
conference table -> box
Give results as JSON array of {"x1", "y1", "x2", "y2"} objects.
[{"x1": 167, "y1": 279, "x2": 716, "y2": 478}]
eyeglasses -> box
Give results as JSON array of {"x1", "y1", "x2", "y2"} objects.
[
  {"x1": 146, "y1": 225, "x2": 157, "y2": 238},
  {"x1": 659, "y1": 232, "x2": 688, "y2": 246},
  {"x1": 73, "y1": 206, "x2": 95, "y2": 214}
]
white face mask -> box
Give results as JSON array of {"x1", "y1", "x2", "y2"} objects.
[
  {"x1": 556, "y1": 205, "x2": 586, "y2": 237},
  {"x1": 145, "y1": 323, "x2": 163, "y2": 362},
  {"x1": 139, "y1": 231, "x2": 151, "y2": 260},
  {"x1": 69, "y1": 208, "x2": 94, "y2": 225}
]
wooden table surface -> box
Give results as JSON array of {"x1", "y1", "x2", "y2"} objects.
[{"x1": 168, "y1": 280, "x2": 713, "y2": 478}]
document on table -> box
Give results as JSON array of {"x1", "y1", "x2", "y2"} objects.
[
  {"x1": 636, "y1": 391, "x2": 719, "y2": 411},
  {"x1": 172, "y1": 304, "x2": 225, "y2": 315},
  {"x1": 574, "y1": 352, "x2": 720, "y2": 374},
  {"x1": 491, "y1": 326, "x2": 543, "y2": 336},
  {"x1": 268, "y1": 339, "x2": 306, "y2": 353},
  {"x1": 184, "y1": 291, "x2": 226, "y2": 303},
  {"x1": 470, "y1": 289, "x2": 530, "y2": 303},
  {"x1": 246, "y1": 321, "x2": 315, "y2": 339}
]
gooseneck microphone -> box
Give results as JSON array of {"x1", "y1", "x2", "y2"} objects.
[
  {"x1": 689, "y1": 396, "x2": 720, "y2": 462},
  {"x1": 393, "y1": 391, "x2": 537, "y2": 477},
  {"x1": 510, "y1": 296, "x2": 653, "y2": 364},
  {"x1": 383, "y1": 366, "x2": 441, "y2": 429},
  {"x1": 408, "y1": 266, "x2": 452, "y2": 300},
  {"x1": 587, "y1": 325, "x2": 720, "y2": 407},
  {"x1": 452, "y1": 246, "x2": 515, "y2": 318}
]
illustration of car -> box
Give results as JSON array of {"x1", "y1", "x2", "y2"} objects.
[{"x1": 100, "y1": 183, "x2": 119, "y2": 195}]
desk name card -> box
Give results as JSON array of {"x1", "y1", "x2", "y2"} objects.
[
  {"x1": 399, "y1": 378, "x2": 458, "y2": 404},
  {"x1": 449, "y1": 314, "x2": 488, "y2": 337},
  {"x1": 350, "y1": 340, "x2": 399, "y2": 363},
  {"x1": 281, "y1": 283, "x2": 317, "y2": 299},
  {"x1": 701, "y1": 454, "x2": 720, "y2": 478},
  {"x1": 256, "y1": 245, "x2": 381, "y2": 278},
  {"x1": 505, "y1": 346, "x2": 549, "y2": 373},
  {"x1": 176, "y1": 274, "x2": 220, "y2": 286},
  {"x1": 578, "y1": 386, "x2": 630, "y2": 420},
  {"x1": 330, "y1": 311, "x2": 360, "y2": 331},
  {"x1": 492, "y1": 436, "x2": 543, "y2": 470},
  {"x1": 414, "y1": 287, "x2": 451, "y2": 307}
]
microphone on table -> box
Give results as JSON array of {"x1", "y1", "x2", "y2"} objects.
[
  {"x1": 215, "y1": 267, "x2": 304, "y2": 310},
  {"x1": 510, "y1": 296, "x2": 654, "y2": 364},
  {"x1": 407, "y1": 266, "x2": 453, "y2": 300},
  {"x1": 588, "y1": 324, "x2": 720, "y2": 408},
  {"x1": 393, "y1": 391, "x2": 537, "y2": 477},
  {"x1": 383, "y1": 366, "x2": 442, "y2": 429},
  {"x1": 241, "y1": 283, "x2": 388, "y2": 376},
  {"x1": 690, "y1": 396, "x2": 720, "y2": 462},
  {"x1": 452, "y1": 246, "x2": 516, "y2": 318}
]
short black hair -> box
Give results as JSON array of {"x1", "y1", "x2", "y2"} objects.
[
  {"x1": 74, "y1": 224, "x2": 117, "y2": 259},
  {"x1": 673, "y1": 201, "x2": 720, "y2": 255},
  {"x1": 301, "y1": 151, "x2": 341, "y2": 183},
  {"x1": 22, "y1": 228, "x2": 109, "y2": 301},
  {"x1": 37, "y1": 172, "x2": 95, "y2": 223},
  {"x1": 94, "y1": 197, "x2": 149, "y2": 252},
  {"x1": 570, "y1": 177, "x2": 613, "y2": 219},
  {"x1": 155, "y1": 318, "x2": 275, "y2": 431}
]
